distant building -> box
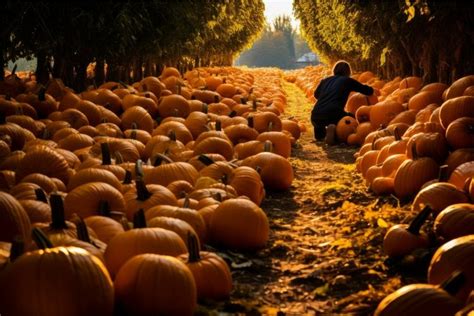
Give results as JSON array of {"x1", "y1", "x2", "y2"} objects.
[{"x1": 296, "y1": 52, "x2": 319, "y2": 65}]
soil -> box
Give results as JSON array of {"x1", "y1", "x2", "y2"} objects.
[{"x1": 198, "y1": 81, "x2": 431, "y2": 315}]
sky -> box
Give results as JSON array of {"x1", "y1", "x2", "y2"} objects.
[{"x1": 263, "y1": 0, "x2": 300, "y2": 29}]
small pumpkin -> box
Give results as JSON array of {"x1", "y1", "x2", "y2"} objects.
[
  {"x1": 179, "y1": 233, "x2": 232, "y2": 300},
  {"x1": 383, "y1": 206, "x2": 431, "y2": 258}
]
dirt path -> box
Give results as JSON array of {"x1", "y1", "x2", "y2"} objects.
[{"x1": 200, "y1": 81, "x2": 424, "y2": 315}]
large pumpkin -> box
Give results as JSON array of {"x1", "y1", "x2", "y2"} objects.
[
  {"x1": 209, "y1": 198, "x2": 269, "y2": 250},
  {"x1": 428, "y1": 235, "x2": 474, "y2": 301},
  {"x1": 104, "y1": 227, "x2": 187, "y2": 278},
  {"x1": 114, "y1": 254, "x2": 196, "y2": 316},
  {"x1": 0, "y1": 246, "x2": 114, "y2": 316}
]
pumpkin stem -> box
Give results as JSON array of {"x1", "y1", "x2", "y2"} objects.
[
  {"x1": 42, "y1": 127, "x2": 51, "y2": 139},
  {"x1": 101, "y1": 142, "x2": 112, "y2": 165},
  {"x1": 247, "y1": 116, "x2": 254, "y2": 128},
  {"x1": 119, "y1": 81, "x2": 129, "y2": 89},
  {"x1": 133, "y1": 209, "x2": 147, "y2": 228},
  {"x1": 255, "y1": 166, "x2": 262, "y2": 174},
  {"x1": 438, "y1": 165, "x2": 449, "y2": 182},
  {"x1": 213, "y1": 95, "x2": 219, "y2": 103},
  {"x1": 240, "y1": 97, "x2": 246, "y2": 104},
  {"x1": 252, "y1": 100, "x2": 257, "y2": 110},
  {"x1": 187, "y1": 232, "x2": 201, "y2": 263},
  {"x1": 135, "y1": 159, "x2": 144, "y2": 179},
  {"x1": 183, "y1": 195, "x2": 191, "y2": 208},
  {"x1": 168, "y1": 130, "x2": 177, "y2": 142},
  {"x1": 407, "y1": 205, "x2": 431, "y2": 235},
  {"x1": 267, "y1": 121, "x2": 273, "y2": 132},
  {"x1": 75, "y1": 216, "x2": 92, "y2": 244},
  {"x1": 131, "y1": 122, "x2": 138, "y2": 130},
  {"x1": 215, "y1": 120, "x2": 222, "y2": 131},
  {"x1": 198, "y1": 154, "x2": 215, "y2": 166},
  {"x1": 120, "y1": 216, "x2": 130, "y2": 231},
  {"x1": 221, "y1": 173, "x2": 228, "y2": 185},
  {"x1": 410, "y1": 142, "x2": 418, "y2": 160},
  {"x1": 38, "y1": 87, "x2": 46, "y2": 102},
  {"x1": 35, "y1": 188, "x2": 48, "y2": 203},
  {"x1": 202, "y1": 103, "x2": 208, "y2": 114},
  {"x1": 114, "y1": 151, "x2": 124, "y2": 164},
  {"x1": 393, "y1": 127, "x2": 401, "y2": 141},
  {"x1": 123, "y1": 170, "x2": 133, "y2": 184},
  {"x1": 153, "y1": 153, "x2": 173, "y2": 166},
  {"x1": 214, "y1": 192, "x2": 223, "y2": 202},
  {"x1": 263, "y1": 140, "x2": 273, "y2": 152},
  {"x1": 136, "y1": 179, "x2": 151, "y2": 201},
  {"x1": 49, "y1": 194, "x2": 68, "y2": 230},
  {"x1": 0, "y1": 113, "x2": 5, "y2": 124},
  {"x1": 98, "y1": 200, "x2": 111, "y2": 216},
  {"x1": 9, "y1": 236, "x2": 24, "y2": 262},
  {"x1": 439, "y1": 270, "x2": 466, "y2": 296},
  {"x1": 32, "y1": 227, "x2": 53, "y2": 249},
  {"x1": 229, "y1": 110, "x2": 237, "y2": 118}
]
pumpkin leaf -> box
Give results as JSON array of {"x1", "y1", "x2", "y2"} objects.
[{"x1": 377, "y1": 218, "x2": 389, "y2": 228}]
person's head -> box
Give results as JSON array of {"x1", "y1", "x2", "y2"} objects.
[{"x1": 332, "y1": 60, "x2": 351, "y2": 77}]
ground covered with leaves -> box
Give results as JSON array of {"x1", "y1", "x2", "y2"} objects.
[{"x1": 199, "y1": 82, "x2": 429, "y2": 315}]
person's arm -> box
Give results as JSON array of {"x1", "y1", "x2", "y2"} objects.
[
  {"x1": 314, "y1": 82, "x2": 323, "y2": 99},
  {"x1": 347, "y1": 77, "x2": 374, "y2": 95}
]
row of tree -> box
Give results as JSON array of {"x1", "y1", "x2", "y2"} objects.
[
  {"x1": 1, "y1": 1, "x2": 265, "y2": 90},
  {"x1": 293, "y1": 0, "x2": 474, "y2": 83},
  {"x1": 237, "y1": 16, "x2": 312, "y2": 69}
]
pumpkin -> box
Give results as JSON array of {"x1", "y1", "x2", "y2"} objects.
[
  {"x1": 371, "y1": 177, "x2": 395, "y2": 195},
  {"x1": 439, "y1": 96, "x2": 474, "y2": 129},
  {"x1": 406, "y1": 132, "x2": 449, "y2": 164},
  {"x1": 20, "y1": 173, "x2": 57, "y2": 193},
  {"x1": 434, "y1": 203, "x2": 474, "y2": 241},
  {"x1": 445, "y1": 75, "x2": 474, "y2": 100},
  {"x1": 67, "y1": 168, "x2": 122, "y2": 192},
  {"x1": 0, "y1": 245, "x2": 114, "y2": 316},
  {"x1": 229, "y1": 166, "x2": 265, "y2": 205},
  {"x1": 412, "y1": 182, "x2": 468, "y2": 216},
  {"x1": 335, "y1": 116, "x2": 358, "y2": 143},
  {"x1": 370, "y1": 100, "x2": 405, "y2": 129},
  {"x1": 193, "y1": 136, "x2": 234, "y2": 160},
  {"x1": 104, "y1": 227, "x2": 187, "y2": 278},
  {"x1": 345, "y1": 92, "x2": 378, "y2": 114},
  {"x1": 123, "y1": 176, "x2": 178, "y2": 220},
  {"x1": 408, "y1": 91, "x2": 443, "y2": 112},
  {"x1": 393, "y1": 145, "x2": 439, "y2": 199},
  {"x1": 224, "y1": 123, "x2": 259, "y2": 145},
  {"x1": 449, "y1": 161, "x2": 474, "y2": 190},
  {"x1": 64, "y1": 182, "x2": 126, "y2": 219},
  {"x1": 153, "y1": 121, "x2": 193, "y2": 145},
  {"x1": 114, "y1": 254, "x2": 196, "y2": 316},
  {"x1": 179, "y1": 233, "x2": 232, "y2": 300},
  {"x1": 145, "y1": 201, "x2": 207, "y2": 244},
  {"x1": 16, "y1": 145, "x2": 70, "y2": 184},
  {"x1": 240, "y1": 148, "x2": 293, "y2": 191},
  {"x1": 158, "y1": 94, "x2": 190, "y2": 118},
  {"x1": 121, "y1": 106, "x2": 154, "y2": 134},
  {"x1": 209, "y1": 198, "x2": 269, "y2": 250},
  {"x1": 19, "y1": 197, "x2": 52, "y2": 224},
  {"x1": 148, "y1": 216, "x2": 199, "y2": 246},
  {"x1": 399, "y1": 76, "x2": 423, "y2": 91},
  {"x1": 383, "y1": 206, "x2": 431, "y2": 258},
  {"x1": 374, "y1": 272, "x2": 465, "y2": 316},
  {"x1": 0, "y1": 192, "x2": 31, "y2": 244},
  {"x1": 84, "y1": 215, "x2": 125, "y2": 244},
  {"x1": 144, "y1": 158, "x2": 199, "y2": 187},
  {"x1": 446, "y1": 117, "x2": 474, "y2": 149},
  {"x1": 428, "y1": 235, "x2": 474, "y2": 301}
]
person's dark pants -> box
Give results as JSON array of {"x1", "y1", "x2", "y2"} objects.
[{"x1": 311, "y1": 111, "x2": 354, "y2": 140}]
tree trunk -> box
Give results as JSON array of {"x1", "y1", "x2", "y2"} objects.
[
  {"x1": 36, "y1": 52, "x2": 50, "y2": 85},
  {"x1": 0, "y1": 50, "x2": 4, "y2": 80},
  {"x1": 95, "y1": 58, "x2": 105, "y2": 85}
]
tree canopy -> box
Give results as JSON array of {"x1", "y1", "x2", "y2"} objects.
[
  {"x1": 1, "y1": 1, "x2": 265, "y2": 89},
  {"x1": 293, "y1": 0, "x2": 474, "y2": 83}
]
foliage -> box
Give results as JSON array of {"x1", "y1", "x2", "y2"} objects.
[
  {"x1": 293, "y1": 0, "x2": 474, "y2": 83},
  {"x1": 237, "y1": 15, "x2": 306, "y2": 69},
  {"x1": 0, "y1": 1, "x2": 265, "y2": 87}
]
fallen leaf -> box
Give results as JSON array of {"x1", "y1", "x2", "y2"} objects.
[{"x1": 377, "y1": 218, "x2": 389, "y2": 228}]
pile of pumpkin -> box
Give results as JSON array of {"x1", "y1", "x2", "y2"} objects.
[
  {"x1": 0, "y1": 65, "x2": 302, "y2": 315},
  {"x1": 288, "y1": 67, "x2": 474, "y2": 314}
]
